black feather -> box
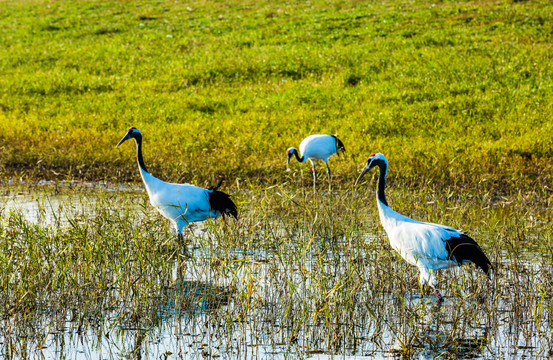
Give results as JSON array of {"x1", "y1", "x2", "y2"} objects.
[
  {"x1": 208, "y1": 178, "x2": 224, "y2": 191},
  {"x1": 445, "y1": 234, "x2": 491, "y2": 276},
  {"x1": 332, "y1": 135, "x2": 346, "y2": 153},
  {"x1": 208, "y1": 189, "x2": 238, "y2": 219}
]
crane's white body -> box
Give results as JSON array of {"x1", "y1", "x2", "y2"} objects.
[
  {"x1": 287, "y1": 134, "x2": 345, "y2": 190},
  {"x1": 377, "y1": 199, "x2": 460, "y2": 287},
  {"x1": 298, "y1": 134, "x2": 340, "y2": 166},
  {"x1": 139, "y1": 168, "x2": 221, "y2": 235}
]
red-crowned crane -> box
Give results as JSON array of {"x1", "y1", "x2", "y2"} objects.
[
  {"x1": 116, "y1": 127, "x2": 237, "y2": 243},
  {"x1": 355, "y1": 153, "x2": 491, "y2": 302},
  {"x1": 286, "y1": 134, "x2": 346, "y2": 191}
]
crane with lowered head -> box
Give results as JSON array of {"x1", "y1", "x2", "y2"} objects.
[{"x1": 286, "y1": 134, "x2": 346, "y2": 191}]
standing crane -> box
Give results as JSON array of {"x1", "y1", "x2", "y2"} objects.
[
  {"x1": 355, "y1": 153, "x2": 491, "y2": 302},
  {"x1": 116, "y1": 127, "x2": 237, "y2": 243},
  {"x1": 286, "y1": 134, "x2": 346, "y2": 191}
]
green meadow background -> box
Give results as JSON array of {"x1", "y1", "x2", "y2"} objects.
[{"x1": 1, "y1": 0, "x2": 552, "y2": 194}]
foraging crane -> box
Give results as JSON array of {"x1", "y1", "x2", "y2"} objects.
[
  {"x1": 355, "y1": 153, "x2": 491, "y2": 302},
  {"x1": 286, "y1": 134, "x2": 346, "y2": 191},
  {"x1": 116, "y1": 127, "x2": 237, "y2": 243}
]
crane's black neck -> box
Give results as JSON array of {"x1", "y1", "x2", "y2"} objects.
[
  {"x1": 134, "y1": 134, "x2": 148, "y2": 173},
  {"x1": 292, "y1": 150, "x2": 305, "y2": 163},
  {"x1": 375, "y1": 161, "x2": 388, "y2": 207}
]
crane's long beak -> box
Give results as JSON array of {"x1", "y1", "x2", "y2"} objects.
[
  {"x1": 354, "y1": 165, "x2": 370, "y2": 185},
  {"x1": 116, "y1": 133, "x2": 132, "y2": 148}
]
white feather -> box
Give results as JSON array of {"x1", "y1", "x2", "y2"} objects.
[
  {"x1": 139, "y1": 168, "x2": 221, "y2": 235},
  {"x1": 298, "y1": 134, "x2": 339, "y2": 164},
  {"x1": 377, "y1": 200, "x2": 459, "y2": 286}
]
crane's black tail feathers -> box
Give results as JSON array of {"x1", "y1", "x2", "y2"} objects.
[
  {"x1": 208, "y1": 178, "x2": 224, "y2": 191},
  {"x1": 445, "y1": 234, "x2": 492, "y2": 277},
  {"x1": 332, "y1": 135, "x2": 346, "y2": 154},
  {"x1": 208, "y1": 189, "x2": 238, "y2": 219}
]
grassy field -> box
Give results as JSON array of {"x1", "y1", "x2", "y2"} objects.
[{"x1": 1, "y1": 0, "x2": 552, "y2": 194}]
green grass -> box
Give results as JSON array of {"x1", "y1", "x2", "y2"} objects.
[{"x1": 0, "y1": 0, "x2": 552, "y2": 194}]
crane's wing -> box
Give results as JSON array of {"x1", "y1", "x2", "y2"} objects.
[
  {"x1": 389, "y1": 221, "x2": 490, "y2": 274},
  {"x1": 299, "y1": 135, "x2": 337, "y2": 160}
]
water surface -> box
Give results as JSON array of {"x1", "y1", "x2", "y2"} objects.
[{"x1": 1, "y1": 184, "x2": 551, "y2": 359}]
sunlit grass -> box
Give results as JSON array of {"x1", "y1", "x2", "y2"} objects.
[{"x1": 0, "y1": 0, "x2": 552, "y2": 194}]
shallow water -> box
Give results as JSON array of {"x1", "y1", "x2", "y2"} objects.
[
  {"x1": 0, "y1": 181, "x2": 144, "y2": 224},
  {"x1": 1, "y1": 184, "x2": 552, "y2": 359}
]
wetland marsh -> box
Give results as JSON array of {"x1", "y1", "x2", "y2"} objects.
[
  {"x1": 2, "y1": 0, "x2": 553, "y2": 358},
  {"x1": 1, "y1": 183, "x2": 552, "y2": 359}
]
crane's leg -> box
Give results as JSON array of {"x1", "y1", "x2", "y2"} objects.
[
  {"x1": 427, "y1": 271, "x2": 444, "y2": 303},
  {"x1": 419, "y1": 268, "x2": 443, "y2": 304},
  {"x1": 326, "y1": 163, "x2": 332, "y2": 191},
  {"x1": 177, "y1": 232, "x2": 192, "y2": 259},
  {"x1": 176, "y1": 223, "x2": 192, "y2": 258},
  {"x1": 434, "y1": 288, "x2": 444, "y2": 303},
  {"x1": 177, "y1": 232, "x2": 185, "y2": 245},
  {"x1": 310, "y1": 159, "x2": 317, "y2": 192}
]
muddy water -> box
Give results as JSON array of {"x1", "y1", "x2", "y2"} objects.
[{"x1": 1, "y1": 184, "x2": 552, "y2": 359}]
